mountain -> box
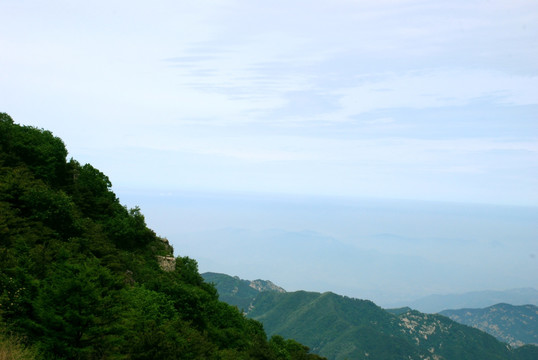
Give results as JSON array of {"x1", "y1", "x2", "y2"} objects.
[
  {"x1": 385, "y1": 307, "x2": 413, "y2": 316},
  {"x1": 203, "y1": 272, "x2": 285, "y2": 312},
  {"x1": 207, "y1": 272, "x2": 538, "y2": 360},
  {"x1": 0, "y1": 113, "x2": 325, "y2": 360},
  {"x1": 395, "y1": 288, "x2": 538, "y2": 314},
  {"x1": 440, "y1": 303, "x2": 538, "y2": 347}
]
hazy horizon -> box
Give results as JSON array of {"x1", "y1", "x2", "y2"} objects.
[{"x1": 117, "y1": 188, "x2": 538, "y2": 306}]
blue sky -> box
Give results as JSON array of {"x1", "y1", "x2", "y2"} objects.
[{"x1": 1, "y1": 0, "x2": 537, "y2": 205}]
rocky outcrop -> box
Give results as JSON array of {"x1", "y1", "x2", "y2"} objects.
[
  {"x1": 157, "y1": 255, "x2": 176, "y2": 272},
  {"x1": 249, "y1": 279, "x2": 286, "y2": 293}
]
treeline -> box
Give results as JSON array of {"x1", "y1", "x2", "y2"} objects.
[{"x1": 0, "y1": 113, "x2": 326, "y2": 360}]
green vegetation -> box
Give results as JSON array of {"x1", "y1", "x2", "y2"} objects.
[
  {"x1": 440, "y1": 303, "x2": 538, "y2": 347},
  {"x1": 512, "y1": 345, "x2": 538, "y2": 360},
  {"x1": 384, "y1": 307, "x2": 412, "y2": 316},
  {"x1": 202, "y1": 272, "x2": 286, "y2": 312},
  {"x1": 203, "y1": 272, "x2": 264, "y2": 312},
  {"x1": 208, "y1": 272, "x2": 538, "y2": 360},
  {"x1": 0, "y1": 113, "x2": 325, "y2": 360},
  {"x1": 248, "y1": 291, "x2": 420, "y2": 360}
]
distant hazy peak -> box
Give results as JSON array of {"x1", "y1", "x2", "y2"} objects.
[
  {"x1": 201, "y1": 272, "x2": 287, "y2": 294},
  {"x1": 393, "y1": 287, "x2": 538, "y2": 313}
]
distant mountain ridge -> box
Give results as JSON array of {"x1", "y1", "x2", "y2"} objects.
[
  {"x1": 203, "y1": 272, "x2": 538, "y2": 360},
  {"x1": 440, "y1": 303, "x2": 538, "y2": 347},
  {"x1": 393, "y1": 288, "x2": 538, "y2": 314},
  {"x1": 203, "y1": 272, "x2": 286, "y2": 293},
  {"x1": 202, "y1": 272, "x2": 285, "y2": 311}
]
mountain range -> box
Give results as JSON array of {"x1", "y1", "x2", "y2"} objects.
[
  {"x1": 440, "y1": 303, "x2": 538, "y2": 347},
  {"x1": 394, "y1": 288, "x2": 538, "y2": 314},
  {"x1": 203, "y1": 272, "x2": 538, "y2": 360},
  {"x1": 203, "y1": 272, "x2": 286, "y2": 312}
]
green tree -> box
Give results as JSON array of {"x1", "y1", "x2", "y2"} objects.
[
  {"x1": 70, "y1": 162, "x2": 116, "y2": 220},
  {"x1": 32, "y1": 258, "x2": 123, "y2": 359},
  {"x1": 1, "y1": 120, "x2": 68, "y2": 187}
]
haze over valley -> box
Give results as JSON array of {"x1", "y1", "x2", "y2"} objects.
[{"x1": 119, "y1": 189, "x2": 538, "y2": 306}]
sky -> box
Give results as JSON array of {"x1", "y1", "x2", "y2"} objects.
[
  {"x1": 1, "y1": 0, "x2": 537, "y2": 205},
  {"x1": 1, "y1": 1, "x2": 537, "y2": 303}
]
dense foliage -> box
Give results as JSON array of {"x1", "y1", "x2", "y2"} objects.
[{"x1": 0, "y1": 113, "x2": 325, "y2": 360}]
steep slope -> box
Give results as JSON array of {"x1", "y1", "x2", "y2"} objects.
[
  {"x1": 250, "y1": 292, "x2": 518, "y2": 360},
  {"x1": 249, "y1": 291, "x2": 419, "y2": 360},
  {"x1": 0, "y1": 113, "x2": 325, "y2": 360},
  {"x1": 440, "y1": 303, "x2": 538, "y2": 347},
  {"x1": 208, "y1": 272, "x2": 538, "y2": 360},
  {"x1": 396, "y1": 309, "x2": 511, "y2": 360}
]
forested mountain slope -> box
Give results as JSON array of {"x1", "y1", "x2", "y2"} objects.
[
  {"x1": 440, "y1": 303, "x2": 538, "y2": 347},
  {"x1": 202, "y1": 272, "x2": 286, "y2": 312},
  {"x1": 0, "y1": 113, "x2": 325, "y2": 360},
  {"x1": 207, "y1": 272, "x2": 538, "y2": 360}
]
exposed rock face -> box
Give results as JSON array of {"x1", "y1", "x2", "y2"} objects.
[
  {"x1": 249, "y1": 279, "x2": 286, "y2": 293},
  {"x1": 157, "y1": 255, "x2": 176, "y2": 272},
  {"x1": 398, "y1": 311, "x2": 451, "y2": 346}
]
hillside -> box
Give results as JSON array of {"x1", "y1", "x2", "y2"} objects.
[
  {"x1": 0, "y1": 113, "x2": 325, "y2": 360},
  {"x1": 203, "y1": 272, "x2": 286, "y2": 312},
  {"x1": 440, "y1": 303, "x2": 538, "y2": 347},
  {"x1": 208, "y1": 272, "x2": 538, "y2": 360}
]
